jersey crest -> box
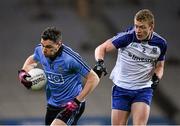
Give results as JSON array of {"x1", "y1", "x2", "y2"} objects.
[{"x1": 46, "y1": 71, "x2": 64, "y2": 84}]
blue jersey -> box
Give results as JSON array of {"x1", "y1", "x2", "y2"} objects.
[
  {"x1": 33, "y1": 44, "x2": 91, "y2": 107},
  {"x1": 110, "y1": 27, "x2": 167, "y2": 90}
]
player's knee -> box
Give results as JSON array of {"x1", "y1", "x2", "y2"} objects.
[
  {"x1": 133, "y1": 116, "x2": 148, "y2": 125},
  {"x1": 112, "y1": 119, "x2": 128, "y2": 125}
]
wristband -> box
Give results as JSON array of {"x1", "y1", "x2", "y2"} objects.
[{"x1": 74, "y1": 98, "x2": 81, "y2": 105}]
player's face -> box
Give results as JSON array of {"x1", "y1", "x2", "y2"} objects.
[
  {"x1": 134, "y1": 19, "x2": 153, "y2": 41},
  {"x1": 40, "y1": 39, "x2": 61, "y2": 57}
]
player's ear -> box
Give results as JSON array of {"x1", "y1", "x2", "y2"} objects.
[
  {"x1": 56, "y1": 41, "x2": 61, "y2": 47},
  {"x1": 149, "y1": 23, "x2": 154, "y2": 31}
]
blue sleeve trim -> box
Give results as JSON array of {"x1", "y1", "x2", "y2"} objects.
[
  {"x1": 150, "y1": 33, "x2": 167, "y2": 61},
  {"x1": 112, "y1": 28, "x2": 134, "y2": 49},
  {"x1": 63, "y1": 46, "x2": 91, "y2": 73},
  {"x1": 33, "y1": 45, "x2": 41, "y2": 62}
]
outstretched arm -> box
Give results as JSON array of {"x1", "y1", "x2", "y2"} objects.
[
  {"x1": 93, "y1": 38, "x2": 116, "y2": 78},
  {"x1": 95, "y1": 38, "x2": 116, "y2": 61}
]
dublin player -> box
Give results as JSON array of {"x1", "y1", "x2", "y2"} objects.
[{"x1": 18, "y1": 27, "x2": 100, "y2": 125}]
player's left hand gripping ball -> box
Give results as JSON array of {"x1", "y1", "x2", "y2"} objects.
[{"x1": 18, "y1": 69, "x2": 32, "y2": 89}]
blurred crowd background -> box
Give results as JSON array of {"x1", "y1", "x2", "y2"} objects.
[{"x1": 0, "y1": 0, "x2": 180, "y2": 125}]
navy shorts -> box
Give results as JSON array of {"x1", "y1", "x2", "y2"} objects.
[
  {"x1": 112, "y1": 85, "x2": 153, "y2": 111},
  {"x1": 45, "y1": 102, "x2": 85, "y2": 125}
]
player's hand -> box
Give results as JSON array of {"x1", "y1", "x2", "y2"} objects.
[
  {"x1": 18, "y1": 69, "x2": 32, "y2": 89},
  {"x1": 151, "y1": 73, "x2": 160, "y2": 90},
  {"x1": 93, "y1": 59, "x2": 107, "y2": 78},
  {"x1": 59, "y1": 98, "x2": 81, "y2": 119}
]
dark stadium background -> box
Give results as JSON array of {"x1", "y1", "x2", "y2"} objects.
[{"x1": 0, "y1": 0, "x2": 180, "y2": 125}]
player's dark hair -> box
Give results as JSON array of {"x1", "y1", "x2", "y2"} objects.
[
  {"x1": 41, "y1": 27, "x2": 62, "y2": 43},
  {"x1": 135, "y1": 9, "x2": 154, "y2": 26}
]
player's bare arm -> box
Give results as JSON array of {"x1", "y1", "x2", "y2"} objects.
[
  {"x1": 151, "y1": 61, "x2": 165, "y2": 90},
  {"x1": 154, "y1": 60, "x2": 165, "y2": 79},
  {"x1": 93, "y1": 39, "x2": 116, "y2": 78},
  {"x1": 95, "y1": 38, "x2": 116, "y2": 61},
  {"x1": 76, "y1": 70, "x2": 100, "y2": 102},
  {"x1": 22, "y1": 55, "x2": 38, "y2": 72}
]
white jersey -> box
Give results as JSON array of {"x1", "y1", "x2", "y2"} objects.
[{"x1": 110, "y1": 27, "x2": 167, "y2": 90}]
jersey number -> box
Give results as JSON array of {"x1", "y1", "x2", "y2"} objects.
[{"x1": 142, "y1": 47, "x2": 146, "y2": 53}]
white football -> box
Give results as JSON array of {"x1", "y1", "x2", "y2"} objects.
[{"x1": 26, "y1": 68, "x2": 47, "y2": 91}]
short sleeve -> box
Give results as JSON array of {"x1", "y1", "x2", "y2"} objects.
[
  {"x1": 66, "y1": 56, "x2": 91, "y2": 77},
  {"x1": 33, "y1": 45, "x2": 41, "y2": 62},
  {"x1": 112, "y1": 28, "x2": 134, "y2": 49},
  {"x1": 158, "y1": 40, "x2": 167, "y2": 61}
]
